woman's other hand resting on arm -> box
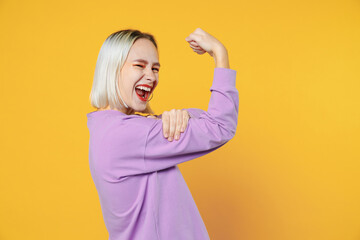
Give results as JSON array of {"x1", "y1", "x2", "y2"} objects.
[{"x1": 147, "y1": 109, "x2": 190, "y2": 142}]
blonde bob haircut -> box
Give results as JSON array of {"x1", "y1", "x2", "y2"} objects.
[{"x1": 89, "y1": 29, "x2": 158, "y2": 115}]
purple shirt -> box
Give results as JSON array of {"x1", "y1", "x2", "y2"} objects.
[{"x1": 86, "y1": 68, "x2": 239, "y2": 240}]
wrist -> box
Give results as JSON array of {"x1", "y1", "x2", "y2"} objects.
[
  {"x1": 213, "y1": 44, "x2": 227, "y2": 57},
  {"x1": 213, "y1": 47, "x2": 230, "y2": 68}
]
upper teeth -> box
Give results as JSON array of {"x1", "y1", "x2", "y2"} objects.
[{"x1": 136, "y1": 86, "x2": 151, "y2": 92}]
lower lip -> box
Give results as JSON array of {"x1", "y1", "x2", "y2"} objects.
[{"x1": 135, "y1": 89, "x2": 150, "y2": 102}]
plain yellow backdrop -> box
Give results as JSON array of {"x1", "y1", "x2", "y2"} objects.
[{"x1": 0, "y1": 0, "x2": 359, "y2": 239}]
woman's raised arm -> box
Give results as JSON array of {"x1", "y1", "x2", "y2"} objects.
[
  {"x1": 97, "y1": 67, "x2": 238, "y2": 179},
  {"x1": 89, "y1": 28, "x2": 239, "y2": 179},
  {"x1": 142, "y1": 67, "x2": 238, "y2": 173}
]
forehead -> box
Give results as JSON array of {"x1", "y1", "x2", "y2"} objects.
[{"x1": 127, "y1": 38, "x2": 159, "y2": 61}]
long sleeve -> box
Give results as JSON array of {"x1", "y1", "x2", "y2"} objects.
[
  {"x1": 87, "y1": 68, "x2": 239, "y2": 180},
  {"x1": 86, "y1": 67, "x2": 238, "y2": 240},
  {"x1": 143, "y1": 68, "x2": 238, "y2": 172}
]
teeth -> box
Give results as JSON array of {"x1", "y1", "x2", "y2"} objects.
[{"x1": 136, "y1": 86, "x2": 151, "y2": 92}]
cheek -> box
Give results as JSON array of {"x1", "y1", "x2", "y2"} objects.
[
  {"x1": 118, "y1": 80, "x2": 134, "y2": 96},
  {"x1": 120, "y1": 73, "x2": 137, "y2": 89}
]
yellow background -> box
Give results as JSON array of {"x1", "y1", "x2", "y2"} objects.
[{"x1": 1, "y1": 0, "x2": 359, "y2": 239}]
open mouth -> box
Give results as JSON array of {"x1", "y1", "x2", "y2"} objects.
[{"x1": 135, "y1": 86, "x2": 152, "y2": 102}]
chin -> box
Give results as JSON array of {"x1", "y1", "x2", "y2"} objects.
[{"x1": 133, "y1": 104, "x2": 147, "y2": 113}]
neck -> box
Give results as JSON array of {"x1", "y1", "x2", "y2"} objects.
[{"x1": 97, "y1": 105, "x2": 135, "y2": 115}]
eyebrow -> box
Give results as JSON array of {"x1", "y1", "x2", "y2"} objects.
[{"x1": 133, "y1": 59, "x2": 161, "y2": 67}]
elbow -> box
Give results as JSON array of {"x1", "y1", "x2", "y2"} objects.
[
  {"x1": 224, "y1": 118, "x2": 239, "y2": 140},
  {"x1": 219, "y1": 124, "x2": 237, "y2": 141},
  {"x1": 227, "y1": 128, "x2": 237, "y2": 140},
  {"x1": 209, "y1": 116, "x2": 238, "y2": 142}
]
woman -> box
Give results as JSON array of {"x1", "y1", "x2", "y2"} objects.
[{"x1": 87, "y1": 28, "x2": 239, "y2": 240}]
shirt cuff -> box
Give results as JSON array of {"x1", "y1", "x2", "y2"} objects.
[{"x1": 210, "y1": 68, "x2": 237, "y2": 91}]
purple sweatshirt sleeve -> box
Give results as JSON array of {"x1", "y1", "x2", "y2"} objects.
[
  {"x1": 88, "y1": 67, "x2": 238, "y2": 180},
  {"x1": 143, "y1": 67, "x2": 239, "y2": 172},
  {"x1": 86, "y1": 68, "x2": 237, "y2": 239}
]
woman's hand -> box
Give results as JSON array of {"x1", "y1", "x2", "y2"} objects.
[
  {"x1": 185, "y1": 28, "x2": 226, "y2": 57},
  {"x1": 147, "y1": 109, "x2": 190, "y2": 142},
  {"x1": 185, "y1": 28, "x2": 230, "y2": 68}
]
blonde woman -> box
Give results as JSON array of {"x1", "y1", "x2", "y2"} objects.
[{"x1": 87, "y1": 28, "x2": 238, "y2": 240}]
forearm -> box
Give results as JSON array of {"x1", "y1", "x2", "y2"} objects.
[{"x1": 213, "y1": 46, "x2": 230, "y2": 69}]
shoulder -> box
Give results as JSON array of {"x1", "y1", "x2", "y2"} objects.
[
  {"x1": 88, "y1": 112, "x2": 163, "y2": 143},
  {"x1": 106, "y1": 115, "x2": 161, "y2": 140}
]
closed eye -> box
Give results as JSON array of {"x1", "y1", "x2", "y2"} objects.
[{"x1": 135, "y1": 65, "x2": 159, "y2": 72}]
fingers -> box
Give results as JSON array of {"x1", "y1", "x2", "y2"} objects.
[
  {"x1": 186, "y1": 33, "x2": 209, "y2": 55},
  {"x1": 161, "y1": 110, "x2": 176, "y2": 141},
  {"x1": 174, "y1": 109, "x2": 183, "y2": 140},
  {"x1": 189, "y1": 45, "x2": 203, "y2": 50},
  {"x1": 162, "y1": 112, "x2": 170, "y2": 138},
  {"x1": 161, "y1": 109, "x2": 190, "y2": 142},
  {"x1": 186, "y1": 28, "x2": 223, "y2": 57},
  {"x1": 180, "y1": 110, "x2": 189, "y2": 133},
  {"x1": 189, "y1": 40, "x2": 200, "y2": 48},
  {"x1": 189, "y1": 43, "x2": 206, "y2": 54},
  {"x1": 193, "y1": 49, "x2": 206, "y2": 54},
  {"x1": 185, "y1": 32, "x2": 202, "y2": 43},
  {"x1": 168, "y1": 109, "x2": 177, "y2": 141}
]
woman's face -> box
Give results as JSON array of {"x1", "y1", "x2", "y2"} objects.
[{"x1": 118, "y1": 38, "x2": 160, "y2": 114}]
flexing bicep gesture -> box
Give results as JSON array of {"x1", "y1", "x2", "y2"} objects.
[
  {"x1": 146, "y1": 28, "x2": 230, "y2": 142},
  {"x1": 147, "y1": 109, "x2": 190, "y2": 142},
  {"x1": 185, "y1": 27, "x2": 230, "y2": 69}
]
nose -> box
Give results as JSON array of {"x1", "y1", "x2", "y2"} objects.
[{"x1": 145, "y1": 66, "x2": 156, "y2": 82}]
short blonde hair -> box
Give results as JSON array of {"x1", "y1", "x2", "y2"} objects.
[{"x1": 89, "y1": 29, "x2": 158, "y2": 114}]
